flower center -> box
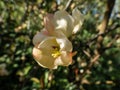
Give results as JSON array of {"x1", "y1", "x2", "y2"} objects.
[{"x1": 51, "y1": 46, "x2": 61, "y2": 58}]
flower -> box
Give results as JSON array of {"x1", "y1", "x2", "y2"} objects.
[
  {"x1": 32, "y1": 8, "x2": 83, "y2": 69},
  {"x1": 33, "y1": 30, "x2": 73, "y2": 69},
  {"x1": 44, "y1": 8, "x2": 84, "y2": 37}
]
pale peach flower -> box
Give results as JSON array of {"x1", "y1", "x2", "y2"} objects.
[
  {"x1": 32, "y1": 8, "x2": 83, "y2": 69},
  {"x1": 33, "y1": 30, "x2": 73, "y2": 69},
  {"x1": 44, "y1": 8, "x2": 84, "y2": 37}
]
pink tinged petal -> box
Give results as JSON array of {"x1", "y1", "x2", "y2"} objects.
[
  {"x1": 54, "y1": 10, "x2": 74, "y2": 37},
  {"x1": 55, "y1": 51, "x2": 72, "y2": 66},
  {"x1": 54, "y1": 57, "x2": 63, "y2": 65},
  {"x1": 32, "y1": 30, "x2": 49, "y2": 46},
  {"x1": 44, "y1": 14, "x2": 55, "y2": 35},
  {"x1": 32, "y1": 47, "x2": 57, "y2": 69},
  {"x1": 72, "y1": 8, "x2": 84, "y2": 34}
]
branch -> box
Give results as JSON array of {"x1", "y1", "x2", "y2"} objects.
[
  {"x1": 87, "y1": 23, "x2": 120, "y2": 46},
  {"x1": 97, "y1": 0, "x2": 116, "y2": 50},
  {"x1": 98, "y1": 0, "x2": 115, "y2": 34}
]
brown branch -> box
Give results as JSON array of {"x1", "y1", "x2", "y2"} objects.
[
  {"x1": 97, "y1": 0, "x2": 116, "y2": 50},
  {"x1": 98, "y1": 0, "x2": 115, "y2": 34},
  {"x1": 87, "y1": 23, "x2": 120, "y2": 46}
]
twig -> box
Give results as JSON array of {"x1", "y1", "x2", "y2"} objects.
[
  {"x1": 102, "y1": 34, "x2": 120, "y2": 51},
  {"x1": 64, "y1": 0, "x2": 73, "y2": 11},
  {"x1": 74, "y1": 55, "x2": 100, "y2": 85}
]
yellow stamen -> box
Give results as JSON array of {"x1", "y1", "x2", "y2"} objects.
[{"x1": 51, "y1": 47, "x2": 61, "y2": 58}]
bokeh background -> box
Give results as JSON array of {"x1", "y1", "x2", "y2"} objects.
[{"x1": 0, "y1": 0, "x2": 120, "y2": 90}]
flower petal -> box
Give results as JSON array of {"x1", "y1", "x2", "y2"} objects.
[
  {"x1": 55, "y1": 51, "x2": 72, "y2": 66},
  {"x1": 56, "y1": 37, "x2": 72, "y2": 52},
  {"x1": 53, "y1": 30, "x2": 73, "y2": 52},
  {"x1": 72, "y1": 8, "x2": 84, "y2": 34},
  {"x1": 33, "y1": 29, "x2": 49, "y2": 46},
  {"x1": 38, "y1": 37, "x2": 59, "y2": 53},
  {"x1": 54, "y1": 10, "x2": 74, "y2": 37},
  {"x1": 44, "y1": 14, "x2": 55, "y2": 35},
  {"x1": 32, "y1": 47, "x2": 57, "y2": 69}
]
